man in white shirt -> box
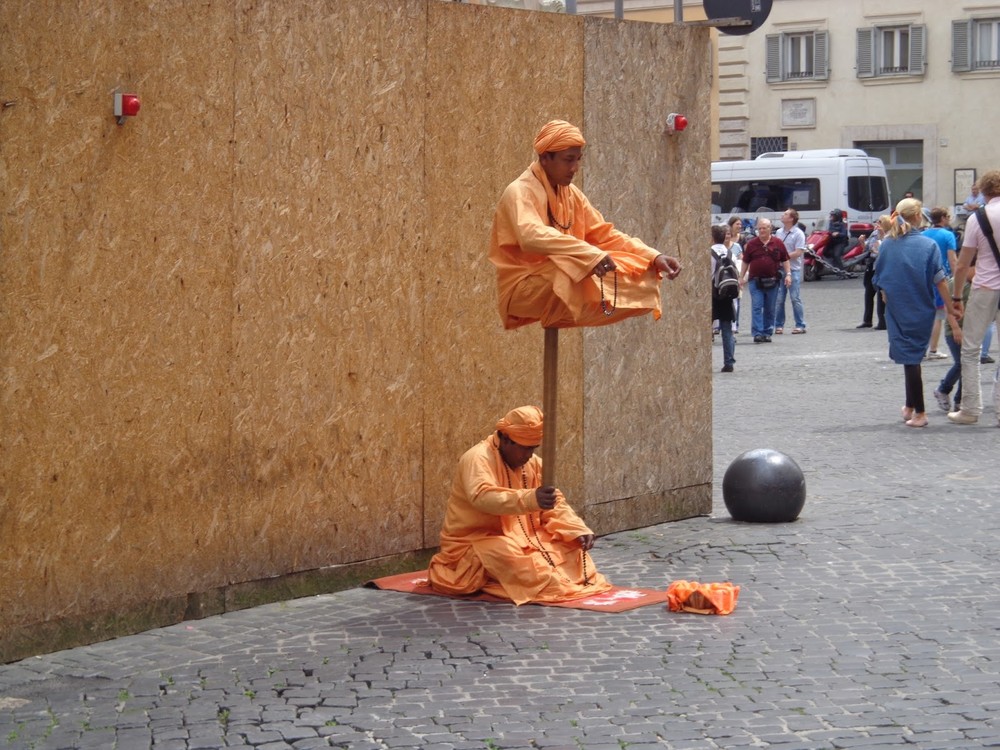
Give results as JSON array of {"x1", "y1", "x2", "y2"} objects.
[{"x1": 774, "y1": 208, "x2": 808, "y2": 334}]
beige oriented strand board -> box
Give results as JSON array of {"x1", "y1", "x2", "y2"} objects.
[
  {"x1": 229, "y1": 0, "x2": 428, "y2": 576},
  {"x1": 579, "y1": 18, "x2": 713, "y2": 532},
  {"x1": 421, "y1": 2, "x2": 587, "y2": 544},
  {"x1": 1, "y1": 0, "x2": 716, "y2": 656},
  {"x1": 0, "y1": 2, "x2": 236, "y2": 632}
]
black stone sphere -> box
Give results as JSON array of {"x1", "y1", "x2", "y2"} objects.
[{"x1": 722, "y1": 448, "x2": 806, "y2": 522}]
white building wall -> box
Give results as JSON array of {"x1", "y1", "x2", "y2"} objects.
[{"x1": 578, "y1": 0, "x2": 1000, "y2": 210}]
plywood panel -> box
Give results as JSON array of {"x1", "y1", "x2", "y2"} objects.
[
  {"x1": 421, "y1": 2, "x2": 587, "y2": 544},
  {"x1": 0, "y1": 0, "x2": 713, "y2": 656},
  {"x1": 229, "y1": 0, "x2": 428, "y2": 575},
  {"x1": 0, "y1": 1, "x2": 236, "y2": 626},
  {"x1": 579, "y1": 17, "x2": 713, "y2": 530}
]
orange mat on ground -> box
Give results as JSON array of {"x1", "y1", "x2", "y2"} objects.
[{"x1": 365, "y1": 570, "x2": 670, "y2": 612}]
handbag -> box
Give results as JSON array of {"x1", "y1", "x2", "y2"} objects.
[{"x1": 756, "y1": 276, "x2": 777, "y2": 289}]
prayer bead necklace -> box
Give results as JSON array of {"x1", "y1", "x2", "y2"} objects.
[
  {"x1": 547, "y1": 198, "x2": 613, "y2": 318},
  {"x1": 504, "y1": 465, "x2": 558, "y2": 569},
  {"x1": 503, "y1": 464, "x2": 591, "y2": 586},
  {"x1": 600, "y1": 271, "x2": 617, "y2": 317},
  {"x1": 547, "y1": 205, "x2": 572, "y2": 233}
]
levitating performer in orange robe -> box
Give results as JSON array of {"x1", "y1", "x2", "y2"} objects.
[
  {"x1": 489, "y1": 120, "x2": 683, "y2": 330},
  {"x1": 428, "y1": 406, "x2": 611, "y2": 604}
]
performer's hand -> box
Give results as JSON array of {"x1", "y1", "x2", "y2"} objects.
[
  {"x1": 535, "y1": 485, "x2": 558, "y2": 510},
  {"x1": 591, "y1": 255, "x2": 616, "y2": 278},
  {"x1": 654, "y1": 254, "x2": 682, "y2": 279},
  {"x1": 577, "y1": 534, "x2": 595, "y2": 551}
]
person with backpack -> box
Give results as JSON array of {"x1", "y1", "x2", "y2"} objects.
[
  {"x1": 948, "y1": 169, "x2": 1000, "y2": 426},
  {"x1": 711, "y1": 224, "x2": 739, "y2": 372}
]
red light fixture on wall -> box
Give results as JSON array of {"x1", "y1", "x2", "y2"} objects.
[
  {"x1": 666, "y1": 113, "x2": 688, "y2": 135},
  {"x1": 114, "y1": 91, "x2": 141, "y2": 125}
]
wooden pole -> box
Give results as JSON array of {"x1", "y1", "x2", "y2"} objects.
[{"x1": 541, "y1": 327, "x2": 558, "y2": 487}]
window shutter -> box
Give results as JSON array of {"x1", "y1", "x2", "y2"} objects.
[
  {"x1": 813, "y1": 31, "x2": 830, "y2": 80},
  {"x1": 766, "y1": 34, "x2": 782, "y2": 83},
  {"x1": 856, "y1": 28, "x2": 875, "y2": 78},
  {"x1": 909, "y1": 24, "x2": 925, "y2": 75},
  {"x1": 952, "y1": 20, "x2": 972, "y2": 72}
]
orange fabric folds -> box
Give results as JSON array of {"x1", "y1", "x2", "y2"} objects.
[{"x1": 666, "y1": 580, "x2": 740, "y2": 615}]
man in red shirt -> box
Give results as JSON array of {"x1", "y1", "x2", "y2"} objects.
[{"x1": 739, "y1": 218, "x2": 791, "y2": 343}]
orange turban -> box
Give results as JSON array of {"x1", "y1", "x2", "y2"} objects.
[
  {"x1": 532, "y1": 120, "x2": 586, "y2": 155},
  {"x1": 496, "y1": 406, "x2": 544, "y2": 446}
]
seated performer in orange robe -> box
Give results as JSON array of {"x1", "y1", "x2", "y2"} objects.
[
  {"x1": 428, "y1": 406, "x2": 611, "y2": 604},
  {"x1": 489, "y1": 120, "x2": 683, "y2": 329}
]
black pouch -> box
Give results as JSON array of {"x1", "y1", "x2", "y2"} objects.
[{"x1": 756, "y1": 276, "x2": 777, "y2": 290}]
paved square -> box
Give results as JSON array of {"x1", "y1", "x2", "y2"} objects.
[{"x1": 3, "y1": 278, "x2": 999, "y2": 749}]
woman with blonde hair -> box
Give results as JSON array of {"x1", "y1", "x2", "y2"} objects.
[{"x1": 873, "y1": 199, "x2": 951, "y2": 427}]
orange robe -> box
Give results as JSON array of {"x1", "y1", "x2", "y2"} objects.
[
  {"x1": 489, "y1": 161, "x2": 664, "y2": 329},
  {"x1": 428, "y1": 434, "x2": 611, "y2": 604}
]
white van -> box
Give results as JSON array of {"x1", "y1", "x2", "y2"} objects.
[{"x1": 711, "y1": 149, "x2": 890, "y2": 232}]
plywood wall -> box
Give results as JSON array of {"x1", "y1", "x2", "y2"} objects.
[
  {"x1": 1, "y1": 0, "x2": 239, "y2": 640},
  {"x1": 580, "y1": 18, "x2": 714, "y2": 532},
  {"x1": 0, "y1": 0, "x2": 711, "y2": 660}
]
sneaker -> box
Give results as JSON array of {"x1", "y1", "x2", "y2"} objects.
[
  {"x1": 791, "y1": 328, "x2": 806, "y2": 334},
  {"x1": 762, "y1": 336, "x2": 772, "y2": 343},
  {"x1": 981, "y1": 355, "x2": 995, "y2": 364},
  {"x1": 753, "y1": 336, "x2": 763, "y2": 343},
  {"x1": 926, "y1": 351, "x2": 948, "y2": 360},
  {"x1": 933, "y1": 389, "x2": 951, "y2": 412},
  {"x1": 948, "y1": 410, "x2": 978, "y2": 425},
  {"x1": 721, "y1": 364, "x2": 734, "y2": 373}
]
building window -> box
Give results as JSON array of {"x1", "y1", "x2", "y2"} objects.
[
  {"x1": 857, "y1": 24, "x2": 925, "y2": 78},
  {"x1": 856, "y1": 141, "x2": 923, "y2": 202},
  {"x1": 881, "y1": 27, "x2": 910, "y2": 73},
  {"x1": 750, "y1": 137, "x2": 788, "y2": 159},
  {"x1": 953, "y1": 18, "x2": 1000, "y2": 71},
  {"x1": 766, "y1": 31, "x2": 829, "y2": 83},
  {"x1": 786, "y1": 34, "x2": 814, "y2": 78}
]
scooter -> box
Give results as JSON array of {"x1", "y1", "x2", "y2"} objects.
[{"x1": 803, "y1": 222, "x2": 873, "y2": 281}]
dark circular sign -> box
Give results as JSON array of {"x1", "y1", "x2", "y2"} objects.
[{"x1": 702, "y1": 0, "x2": 773, "y2": 36}]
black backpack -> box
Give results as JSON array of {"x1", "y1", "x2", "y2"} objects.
[{"x1": 713, "y1": 248, "x2": 740, "y2": 300}]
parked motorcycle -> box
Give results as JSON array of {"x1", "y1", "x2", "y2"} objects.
[{"x1": 803, "y1": 222, "x2": 874, "y2": 281}]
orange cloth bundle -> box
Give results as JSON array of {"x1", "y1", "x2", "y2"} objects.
[{"x1": 666, "y1": 580, "x2": 740, "y2": 615}]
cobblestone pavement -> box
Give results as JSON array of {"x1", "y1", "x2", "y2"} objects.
[{"x1": 3, "y1": 278, "x2": 999, "y2": 750}]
